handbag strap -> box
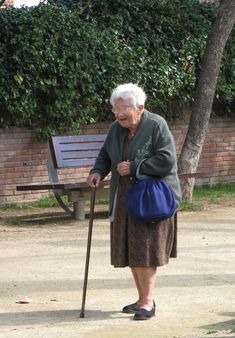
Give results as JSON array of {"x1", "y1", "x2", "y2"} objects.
[
  {"x1": 135, "y1": 159, "x2": 164, "y2": 181},
  {"x1": 135, "y1": 159, "x2": 149, "y2": 180}
]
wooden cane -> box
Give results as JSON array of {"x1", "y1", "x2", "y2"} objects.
[{"x1": 80, "y1": 180, "x2": 97, "y2": 318}]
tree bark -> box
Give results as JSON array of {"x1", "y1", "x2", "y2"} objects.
[{"x1": 178, "y1": 0, "x2": 235, "y2": 201}]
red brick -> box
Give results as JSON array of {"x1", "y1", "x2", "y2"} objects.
[
  {"x1": 203, "y1": 143, "x2": 217, "y2": 149},
  {"x1": 222, "y1": 156, "x2": 234, "y2": 161},
  {"x1": 31, "y1": 176, "x2": 49, "y2": 183},
  {"x1": 207, "y1": 127, "x2": 223, "y2": 134},
  {"x1": 203, "y1": 157, "x2": 224, "y2": 162}
]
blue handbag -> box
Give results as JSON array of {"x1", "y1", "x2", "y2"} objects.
[{"x1": 126, "y1": 160, "x2": 176, "y2": 222}]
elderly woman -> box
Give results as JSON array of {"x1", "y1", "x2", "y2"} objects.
[{"x1": 87, "y1": 83, "x2": 181, "y2": 320}]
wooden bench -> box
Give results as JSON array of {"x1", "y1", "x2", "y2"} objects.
[
  {"x1": 16, "y1": 133, "x2": 205, "y2": 221},
  {"x1": 16, "y1": 134, "x2": 110, "y2": 220}
]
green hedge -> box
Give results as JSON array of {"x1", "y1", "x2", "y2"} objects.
[{"x1": 0, "y1": 0, "x2": 234, "y2": 138}]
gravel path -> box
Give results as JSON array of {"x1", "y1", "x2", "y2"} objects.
[{"x1": 0, "y1": 205, "x2": 234, "y2": 338}]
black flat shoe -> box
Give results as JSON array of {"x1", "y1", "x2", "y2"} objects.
[
  {"x1": 122, "y1": 302, "x2": 139, "y2": 314},
  {"x1": 134, "y1": 301, "x2": 156, "y2": 320}
]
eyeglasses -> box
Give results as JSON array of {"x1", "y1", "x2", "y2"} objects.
[{"x1": 112, "y1": 106, "x2": 135, "y2": 114}]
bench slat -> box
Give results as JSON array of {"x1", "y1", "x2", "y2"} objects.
[
  {"x1": 178, "y1": 172, "x2": 206, "y2": 179},
  {"x1": 62, "y1": 150, "x2": 100, "y2": 160},
  {"x1": 16, "y1": 180, "x2": 110, "y2": 191},
  {"x1": 59, "y1": 143, "x2": 104, "y2": 152},
  {"x1": 53, "y1": 135, "x2": 107, "y2": 143},
  {"x1": 60, "y1": 158, "x2": 97, "y2": 167}
]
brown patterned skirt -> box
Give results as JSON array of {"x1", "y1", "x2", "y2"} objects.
[{"x1": 110, "y1": 175, "x2": 177, "y2": 268}]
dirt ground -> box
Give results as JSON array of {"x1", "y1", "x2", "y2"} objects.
[{"x1": 0, "y1": 202, "x2": 234, "y2": 338}]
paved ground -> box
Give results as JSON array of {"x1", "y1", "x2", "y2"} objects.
[{"x1": 0, "y1": 205, "x2": 234, "y2": 338}]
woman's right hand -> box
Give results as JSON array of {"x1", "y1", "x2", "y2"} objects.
[{"x1": 86, "y1": 173, "x2": 101, "y2": 187}]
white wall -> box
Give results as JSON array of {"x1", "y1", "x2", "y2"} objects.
[{"x1": 14, "y1": 0, "x2": 47, "y2": 7}]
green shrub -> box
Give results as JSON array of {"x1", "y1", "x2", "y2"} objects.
[
  {"x1": 0, "y1": 4, "x2": 119, "y2": 137},
  {"x1": 0, "y1": 0, "x2": 234, "y2": 138}
]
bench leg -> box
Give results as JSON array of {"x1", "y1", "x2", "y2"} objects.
[
  {"x1": 73, "y1": 200, "x2": 86, "y2": 220},
  {"x1": 54, "y1": 192, "x2": 73, "y2": 216}
]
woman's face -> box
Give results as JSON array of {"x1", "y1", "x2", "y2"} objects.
[{"x1": 113, "y1": 98, "x2": 144, "y2": 130}]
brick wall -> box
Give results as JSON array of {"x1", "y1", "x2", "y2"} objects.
[
  {"x1": 170, "y1": 117, "x2": 235, "y2": 185},
  {"x1": 0, "y1": 117, "x2": 234, "y2": 205}
]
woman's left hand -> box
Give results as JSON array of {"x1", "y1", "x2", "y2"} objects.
[{"x1": 117, "y1": 160, "x2": 131, "y2": 176}]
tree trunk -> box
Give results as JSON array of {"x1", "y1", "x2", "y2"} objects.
[{"x1": 178, "y1": 0, "x2": 235, "y2": 201}]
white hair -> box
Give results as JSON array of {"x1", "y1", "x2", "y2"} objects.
[{"x1": 110, "y1": 83, "x2": 147, "y2": 107}]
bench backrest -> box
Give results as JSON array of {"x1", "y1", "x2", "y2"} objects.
[{"x1": 50, "y1": 134, "x2": 107, "y2": 169}]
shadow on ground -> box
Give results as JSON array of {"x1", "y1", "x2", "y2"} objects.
[
  {"x1": 0, "y1": 309, "x2": 129, "y2": 326},
  {"x1": 1, "y1": 209, "x2": 109, "y2": 227},
  {"x1": 0, "y1": 273, "x2": 234, "y2": 297},
  {"x1": 198, "y1": 312, "x2": 235, "y2": 337}
]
